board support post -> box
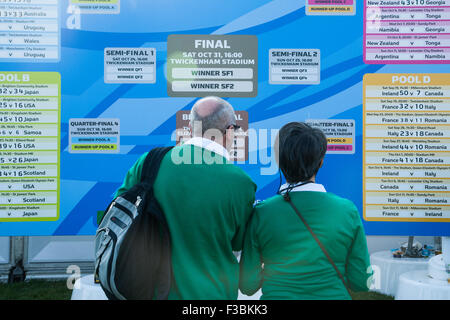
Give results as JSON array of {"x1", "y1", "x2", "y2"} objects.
[
  {"x1": 405, "y1": 236, "x2": 415, "y2": 257},
  {"x1": 8, "y1": 236, "x2": 26, "y2": 283}
]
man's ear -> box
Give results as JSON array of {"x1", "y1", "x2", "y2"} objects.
[{"x1": 225, "y1": 128, "x2": 234, "y2": 146}]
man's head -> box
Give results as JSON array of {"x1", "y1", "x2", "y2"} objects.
[
  {"x1": 189, "y1": 96, "x2": 238, "y2": 150},
  {"x1": 276, "y1": 122, "x2": 327, "y2": 184}
]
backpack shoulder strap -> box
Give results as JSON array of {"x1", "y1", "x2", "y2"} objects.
[
  {"x1": 140, "y1": 146, "x2": 174, "y2": 300},
  {"x1": 140, "y1": 146, "x2": 174, "y2": 184}
]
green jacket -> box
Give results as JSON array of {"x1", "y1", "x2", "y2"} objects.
[
  {"x1": 239, "y1": 191, "x2": 372, "y2": 300},
  {"x1": 115, "y1": 144, "x2": 256, "y2": 299}
]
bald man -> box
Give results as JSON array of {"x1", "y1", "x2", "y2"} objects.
[{"x1": 114, "y1": 97, "x2": 257, "y2": 300}]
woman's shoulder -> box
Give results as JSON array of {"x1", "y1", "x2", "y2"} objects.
[
  {"x1": 254, "y1": 194, "x2": 285, "y2": 210},
  {"x1": 255, "y1": 192, "x2": 355, "y2": 207},
  {"x1": 254, "y1": 192, "x2": 359, "y2": 214},
  {"x1": 323, "y1": 192, "x2": 357, "y2": 207},
  {"x1": 319, "y1": 193, "x2": 360, "y2": 221},
  {"x1": 253, "y1": 194, "x2": 290, "y2": 221},
  {"x1": 256, "y1": 192, "x2": 359, "y2": 217}
]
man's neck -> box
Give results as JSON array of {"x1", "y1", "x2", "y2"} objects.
[
  {"x1": 193, "y1": 136, "x2": 227, "y2": 150},
  {"x1": 185, "y1": 136, "x2": 230, "y2": 161}
]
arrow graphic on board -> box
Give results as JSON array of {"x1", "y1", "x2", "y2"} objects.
[
  {"x1": 410, "y1": 42, "x2": 414, "y2": 45},
  {"x1": 8, "y1": 26, "x2": 11, "y2": 30},
  {"x1": 410, "y1": 199, "x2": 414, "y2": 203},
  {"x1": 7, "y1": 199, "x2": 11, "y2": 203},
  {"x1": 410, "y1": 213, "x2": 414, "y2": 216},
  {"x1": 8, "y1": 185, "x2": 11, "y2": 189},
  {"x1": 7, "y1": 213, "x2": 11, "y2": 216},
  {"x1": 410, "y1": 172, "x2": 414, "y2": 176},
  {"x1": 410, "y1": 186, "x2": 414, "y2": 189},
  {"x1": 411, "y1": 28, "x2": 414, "y2": 32},
  {"x1": 8, "y1": 53, "x2": 12, "y2": 56}
]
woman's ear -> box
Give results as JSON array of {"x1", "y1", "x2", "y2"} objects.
[{"x1": 319, "y1": 158, "x2": 324, "y2": 168}]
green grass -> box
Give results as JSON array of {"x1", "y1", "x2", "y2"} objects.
[
  {"x1": 0, "y1": 280, "x2": 394, "y2": 300},
  {"x1": 0, "y1": 280, "x2": 72, "y2": 300}
]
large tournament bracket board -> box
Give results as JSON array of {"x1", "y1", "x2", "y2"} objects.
[{"x1": 0, "y1": 0, "x2": 448, "y2": 236}]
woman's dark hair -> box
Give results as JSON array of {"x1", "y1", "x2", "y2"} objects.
[{"x1": 277, "y1": 122, "x2": 327, "y2": 184}]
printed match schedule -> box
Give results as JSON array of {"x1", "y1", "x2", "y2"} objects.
[
  {"x1": 69, "y1": 118, "x2": 120, "y2": 154},
  {"x1": 70, "y1": 0, "x2": 120, "y2": 14},
  {"x1": 104, "y1": 48, "x2": 156, "y2": 84},
  {"x1": 306, "y1": 0, "x2": 355, "y2": 15},
  {"x1": 167, "y1": 35, "x2": 258, "y2": 97},
  {"x1": 269, "y1": 49, "x2": 320, "y2": 85},
  {"x1": 0, "y1": 0, "x2": 60, "y2": 62},
  {"x1": 363, "y1": 74, "x2": 450, "y2": 222},
  {"x1": 307, "y1": 119, "x2": 355, "y2": 154},
  {"x1": 0, "y1": 72, "x2": 60, "y2": 221},
  {"x1": 365, "y1": 0, "x2": 450, "y2": 64}
]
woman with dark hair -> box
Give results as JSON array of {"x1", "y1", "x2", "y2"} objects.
[{"x1": 239, "y1": 122, "x2": 372, "y2": 300}]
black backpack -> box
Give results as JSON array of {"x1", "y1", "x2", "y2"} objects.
[{"x1": 95, "y1": 146, "x2": 174, "y2": 300}]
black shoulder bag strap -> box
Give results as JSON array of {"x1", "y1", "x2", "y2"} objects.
[
  {"x1": 282, "y1": 189, "x2": 352, "y2": 298},
  {"x1": 140, "y1": 146, "x2": 174, "y2": 300}
]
